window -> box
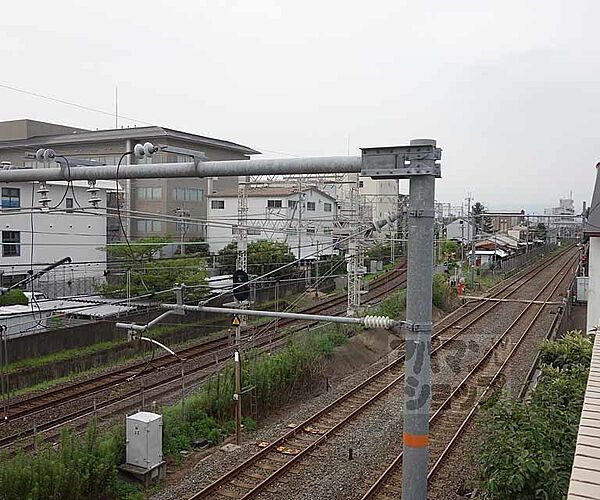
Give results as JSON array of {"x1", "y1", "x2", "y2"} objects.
[
  {"x1": 136, "y1": 220, "x2": 163, "y2": 233},
  {"x1": 323, "y1": 228, "x2": 333, "y2": 235},
  {"x1": 324, "y1": 202, "x2": 332, "y2": 212},
  {"x1": 173, "y1": 187, "x2": 203, "y2": 202},
  {"x1": 2, "y1": 231, "x2": 20, "y2": 257},
  {"x1": 211, "y1": 200, "x2": 225, "y2": 210},
  {"x1": 307, "y1": 202, "x2": 316, "y2": 211},
  {"x1": 248, "y1": 228, "x2": 261, "y2": 235},
  {"x1": 1, "y1": 188, "x2": 20, "y2": 208},
  {"x1": 66, "y1": 198, "x2": 74, "y2": 213},
  {"x1": 231, "y1": 226, "x2": 240, "y2": 235},
  {"x1": 136, "y1": 187, "x2": 162, "y2": 201},
  {"x1": 288, "y1": 200, "x2": 297, "y2": 209},
  {"x1": 267, "y1": 200, "x2": 282, "y2": 209},
  {"x1": 306, "y1": 226, "x2": 316, "y2": 234},
  {"x1": 359, "y1": 181, "x2": 364, "y2": 188},
  {"x1": 187, "y1": 223, "x2": 202, "y2": 234}
]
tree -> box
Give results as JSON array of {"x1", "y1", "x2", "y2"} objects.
[
  {"x1": 472, "y1": 201, "x2": 493, "y2": 235},
  {"x1": 533, "y1": 223, "x2": 547, "y2": 241},
  {"x1": 100, "y1": 237, "x2": 208, "y2": 299},
  {"x1": 217, "y1": 240, "x2": 297, "y2": 278},
  {"x1": 0, "y1": 289, "x2": 27, "y2": 306},
  {"x1": 440, "y1": 240, "x2": 459, "y2": 270},
  {"x1": 367, "y1": 242, "x2": 393, "y2": 263}
]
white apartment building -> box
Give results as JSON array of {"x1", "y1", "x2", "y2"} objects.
[
  {"x1": 0, "y1": 180, "x2": 112, "y2": 296},
  {"x1": 358, "y1": 176, "x2": 400, "y2": 223},
  {"x1": 544, "y1": 197, "x2": 580, "y2": 239},
  {"x1": 206, "y1": 186, "x2": 338, "y2": 259}
]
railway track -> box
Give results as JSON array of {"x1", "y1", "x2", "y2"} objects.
[
  {"x1": 0, "y1": 263, "x2": 408, "y2": 450},
  {"x1": 186, "y1": 246, "x2": 576, "y2": 500},
  {"x1": 360, "y1": 249, "x2": 578, "y2": 499}
]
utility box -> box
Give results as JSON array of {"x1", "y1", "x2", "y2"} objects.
[
  {"x1": 126, "y1": 412, "x2": 163, "y2": 470},
  {"x1": 576, "y1": 276, "x2": 589, "y2": 303}
]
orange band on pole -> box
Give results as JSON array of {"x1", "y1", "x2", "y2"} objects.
[{"x1": 403, "y1": 433, "x2": 429, "y2": 448}]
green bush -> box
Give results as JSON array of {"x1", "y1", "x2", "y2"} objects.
[
  {"x1": 373, "y1": 290, "x2": 406, "y2": 319},
  {"x1": 0, "y1": 289, "x2": 27, "y2": 306},
  {"x1": 476, "y1": 331, "x2": 592, "y2": 499},
  {"x1": 540, "y1": 330, "x2": 592, "y2": 370},
  {"x1": 0, "y1": 422, "x2": 139, "y2": 500},
  {"x1": 432, "y1": 273, "x2": 454, "y2": 310}
]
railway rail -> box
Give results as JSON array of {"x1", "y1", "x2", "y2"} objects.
[
  {"x1": 0, "y1": 263, "x2": 408, "y2": 450},
  {"x1": 187, "y1": 245, "x2": 577, "y2": 500},
  {"x1": 360, "y1": 248, "x2": 578, "y2": 499}
]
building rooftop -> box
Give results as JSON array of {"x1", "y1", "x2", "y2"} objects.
[
  {"x1": 585, "y1": 165, "x2": 600, "y2": 236},
  {"x1": 208, "y1": 186, "x2": 336, "y2": 201},
  {"x1": 0, "y1": 120, "x2": 260, "y2": 156}
]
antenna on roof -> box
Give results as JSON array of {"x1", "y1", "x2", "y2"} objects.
[{"x1": 115, "y1": 85, "x2": 118, "y2": 129}]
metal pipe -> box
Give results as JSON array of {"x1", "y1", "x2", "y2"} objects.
[
  {"x1": 115, "y1": 310, "x2": 176, "y2": 332},
  {"x1": 0, "y1": 156, "x2": 362, "y2": 182},
  {"x1": 160, "y1": 303, "x2": 399, "y2": 331},
  {"x1": 402, "y1": 139, "x2": 436, "y2": 500}
]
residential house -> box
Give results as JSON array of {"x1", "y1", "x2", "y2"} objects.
[
  {"x1": 445, "y1": 217, "x2": 473, "y2": 243},
  {"x1": 206, "y1": 186, "x2": 338, "y2": 259}
]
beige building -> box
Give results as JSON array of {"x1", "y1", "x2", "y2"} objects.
[{"x1": 0, "y1": 119, "x2": 260, "y2": 247}]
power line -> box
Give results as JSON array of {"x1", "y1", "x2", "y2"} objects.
[
  {"x1": 0, "y1": 82, "x2": 301, "y2": 157},
  {"x1": 0, "y1": 82, "x2": 154, "y2": 126}
]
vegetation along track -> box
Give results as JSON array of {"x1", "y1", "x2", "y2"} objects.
[
  {"x1": 187, "y1": 245, "x2": 577, "y2": 500},
  {"x1": 0, "y1": 263, "x2": 408, "y2": 450},
  {"x1": 360, "y1": 247, "x2": 578, "y2": 500}
]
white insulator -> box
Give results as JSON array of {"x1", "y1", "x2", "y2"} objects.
[
  {"x1": 363, "y1": 315, "x2": 392, "y2": 329},
  {"x1": 143, "y1": 142, "x2": 158, "y2": 156},
  {"x1": 133, "y1": 143, "x2": 146, "y2": 159}
]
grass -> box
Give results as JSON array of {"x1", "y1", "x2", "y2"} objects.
[
  {"x1": 162, "y1": 325, "x2": 350, "y2": 457},
  {"x1": 372, "y1": 289, "x2": 406, "y2": 319}
]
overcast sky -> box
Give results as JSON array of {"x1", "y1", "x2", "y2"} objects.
[{"x1": 0, "y1": 1, "x2": 597, "y2": 212}]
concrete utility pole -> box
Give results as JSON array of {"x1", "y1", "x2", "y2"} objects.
[{"x1": 402, "y1": 139, "x2": 439, "y2": 500}]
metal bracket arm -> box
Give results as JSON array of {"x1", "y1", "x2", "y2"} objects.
[
  {"x1": 408, "y1": 209, "x2": 435, "y2": 218},
  {"x1": 403, "y1": 321, "x2": 433, "y2": 333}
]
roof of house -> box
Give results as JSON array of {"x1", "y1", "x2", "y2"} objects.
[
  {"x1": 0, "y1": 124, "x2": 260, "y2": 156},
  {"x1": 475, "y1": 234, "x2": 520, "y2": 249},
  {"x1": 445, "y1": 217, "x2": 468, "y2": 226},
  {"x1": 474, "y1": 249, "x2": 510, "y2": 258},
  {"x1": 208, "y1": 186, "x2": 337, "y2": 202},
  {"x1": 585, "y1": 165, "x2": 600, "y2": 236}
]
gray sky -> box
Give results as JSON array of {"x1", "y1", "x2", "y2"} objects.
[{"x1": 0, "y1": 0, "x2": 597, "y2": 212}]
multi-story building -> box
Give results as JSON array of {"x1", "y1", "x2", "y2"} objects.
[
  {"x1": 0, "y1": 119, "x2": 259, "y2": 250},
  {"x1": 544, "y1": 197, "x2": 580, "y2": 239},
  {"x1": 0, "y1": 179, "x2": 111, "y2": 296},
  {"x1": 488, "y1": 212, "x2": 525, "y2": 233},
  {"x1": 206, "y1": 186, "x2": 338, "y2": 259}
]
